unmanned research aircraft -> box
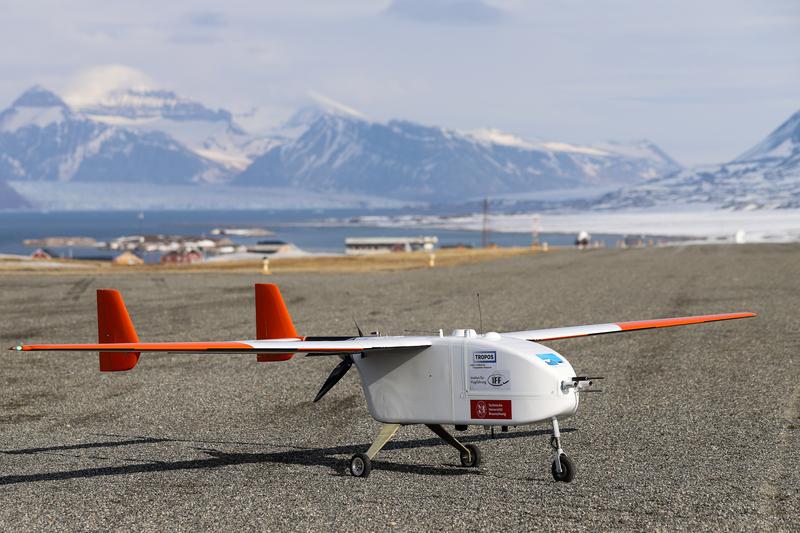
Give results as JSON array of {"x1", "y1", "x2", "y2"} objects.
[{"x1": 11, "y1": 284, "x2": 756, "y2": 481}]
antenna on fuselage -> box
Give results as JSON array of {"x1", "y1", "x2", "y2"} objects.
[{"x1": 477, "y1": 292, "x2": 483, "y2": 334}]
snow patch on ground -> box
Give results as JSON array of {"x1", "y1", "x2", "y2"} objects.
[
  {"x1": 205, "y1": 248, "x2": 329, "y2": 262},
  {"x1": 343, "y1": 208, "x2": 800, "y2": 243}
]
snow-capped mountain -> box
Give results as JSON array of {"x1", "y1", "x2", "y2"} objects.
[
  {"x1": 0, "y1": 86, "x2": 224, "y2": 184},
  {"x1": 236, "y1": 110, "x2": 681, "y2": 200},
  {"x1": 595, "y1": 110, "x2": 800, "y2": 210},
  {"x1": 734, "y1": 110, "x2": 800, "y2": 163},
  {"x1": 76, "y1": 88, "x2": 277, "y2": 173},
  {"x1": 0, "y1": 84, "x2": 684, "y2": 208}
]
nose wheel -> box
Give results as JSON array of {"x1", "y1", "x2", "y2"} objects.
[
  {"x1": 551, "y1": 452, "x2": 574, "y2": 482},
  {"x1": 549, "y1": 417, "x2": 575, "y2": 482}
]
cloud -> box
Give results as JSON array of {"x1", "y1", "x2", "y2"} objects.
[
  {"x1": 169, "y1": 10, "x2": 227, "y2": 45},
  {"x1": 385, "y1": 0, "x2": 504, "y2": 25},
  {"x1": 62, "y1": 65, "x2": 153, "y2": 107},
  {"x1": 168, "y1": 31, "x2": 221, "y2": 45},
  {"x1": 76, "y1": 22, "x2": 132, "y2": 42},
  {"x1": 186, "y1": 11, "x2": 227, "y2": 28},
  {"x1": 1, "y1": 0, "x2": 797, "y2": 166}
]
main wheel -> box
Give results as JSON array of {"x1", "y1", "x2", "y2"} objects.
[
  {"x1": 460, "y1": 444, "x2": 481, "y2": 467},
  {"x1": 349, "y1": 453, "x2": 372, "y2": 478},
  {"x1": 551, "y1": 453, "x2": 575, "y2": 482}
]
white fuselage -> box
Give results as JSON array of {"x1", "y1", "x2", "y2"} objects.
[{"x1": 353, "y1": 330, "x2": 579, "y2": 426}]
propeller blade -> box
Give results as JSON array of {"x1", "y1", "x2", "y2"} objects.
[
  {"x1": 353, "y1": 318, "x2": 364, "y2": 337},
  {"x1": 313, "y1": 355, "x2": 353, "y2": 403}
]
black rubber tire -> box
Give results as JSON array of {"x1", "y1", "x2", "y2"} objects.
[
  {"x1": 460, "y1": 444, "x2": 481, "y2": 467},
  {"x1": 551, "y1": 453, "x2": 575, "y2": 482},
  {"x1": 349, "y1": 453, "x2": 372, "y2": 478}
]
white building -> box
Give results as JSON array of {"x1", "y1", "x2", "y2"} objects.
[
  {"x1": 247, "y1": 240, "x2": 298, "y2": 255},
  {"x1": 345, "y1": 236, "x2": 438, "y2": 256}
]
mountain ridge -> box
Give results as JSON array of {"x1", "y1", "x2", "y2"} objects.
[
  {"x1": 594, "y1": 108, "x2": 800, "y2": 210},
  {"x1": 73, "y1": 87, "x2": 278, "y2": 173},
  {"x1": 0, "y1": 86, "x2": 223, "y2": 184},
  {"x1": 0, "y1": 84, "x2": 693, "y2": 208},
  {"x1": 236, "y1": 110, "x2": 681, "y2": 200}
]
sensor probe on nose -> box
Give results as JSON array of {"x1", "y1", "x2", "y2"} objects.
[{"x1": 562, "y1": 376, "x2": 605, "y2": 393}]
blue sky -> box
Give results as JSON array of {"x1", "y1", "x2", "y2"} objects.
[{"x1": 1, "y1": 0, "x2": 798, "y2": 165}]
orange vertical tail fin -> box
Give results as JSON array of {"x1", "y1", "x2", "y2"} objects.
[
  {"x1": 255, "y1": 284, "x2": 298, "y2": 362},
  {"x1": 97, "y1": 289, "x2": 140, "y2": 371}
]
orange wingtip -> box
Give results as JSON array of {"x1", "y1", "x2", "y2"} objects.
[{"x1": 617, "y1": 312, "x2": 756, "y2": 331}]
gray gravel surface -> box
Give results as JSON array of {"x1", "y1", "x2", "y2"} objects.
[{"x1": 0, "y1": 244, "x2": 797, "y2": 531}]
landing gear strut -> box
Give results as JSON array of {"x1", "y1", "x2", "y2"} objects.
[
  {"x1": 349, "y1": 423, "x2": 482, "y2": 478},
  {"x1": 549, "y1": 417, "x2": 575, "y2": 482},
  {"x1": 349, "y1": 423, "x2": 402, "y2": 478},
  {"x1": 426, "y1": 424, "x2": 481, "y2": 467}
]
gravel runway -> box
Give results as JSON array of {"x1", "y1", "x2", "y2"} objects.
[{"x1": 1, "y1": 244, "x2": 797, "y2": 531}]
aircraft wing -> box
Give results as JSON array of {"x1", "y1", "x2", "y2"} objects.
[
  {"x1": 11, "y1": 336, "x2": 432, "y2": 355},
  {"x1": 503, "y1": 312, "x2": 756, "y2": 342}
]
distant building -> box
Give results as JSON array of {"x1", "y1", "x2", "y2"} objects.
[
  {"x1": 345, "y1": 236, "x2": 438, "y2": 255},
  {"x1": 575, "y1": 231, "x2": 590, "y2": 249},
  {"x1": 104, "y1": 234, "x2": 232, "y2": 254},
  {"x1": 211, "y1": 227, "x2": 273, "y2": 237},
  {"x1": 112, "y1": 251, "x2": 144, "y2": 266},
  {"x1": 160, "y1": 250, "x2": 204, "y2": 264},
  {"x1": 246, "y1": 240, "x2": 296, "y2": 255},
  {"x1": 24, "y1": 237, "x2": 98, "y2": 248},
  {"x1": 30, "y1": 248, "x2": 53, "y2": 259},
  {"x1": 622, "y1": 235, "x2": 646, "y2": 248}
]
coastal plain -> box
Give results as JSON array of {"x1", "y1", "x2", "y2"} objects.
[{"x1": 0, "y1": 244, "x2": 797, "y2": 531}]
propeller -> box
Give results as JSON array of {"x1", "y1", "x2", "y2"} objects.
[
  {"x1": 313, "y1": 354, "x2": 353, "y2": 402},
  {"x1": 314, "y1": 318, "x2": 364, "y2": 403}
]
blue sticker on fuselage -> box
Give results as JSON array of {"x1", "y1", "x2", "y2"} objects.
[{"x1": 537, "y1": 353, "x2": 563, "y2": 366}]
